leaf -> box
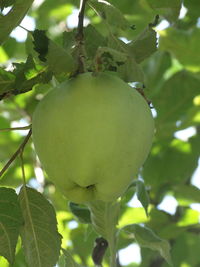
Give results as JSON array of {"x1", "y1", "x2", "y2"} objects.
[
  {"x1": 174, "y1": 185, "x2": 200, "y2": 205},
  {"x1": 87, "y1": 200, "x2": 120, "y2": 240},
  {"x1": 0, "y1": 0, "x2": 15, "y2": 10},
  {"x1": 69, "y1": 226, "x2": 98, "y2": 264},
  {"x1": 0, "y1": 0, "x2": 34, "y2": 44},
  {"x1": 0, "y1": 68, "x2": 15, "y2": 96},
  {"x1": 135, "y1": 179, "x2": 149, "y2": 216},
  {"x1": 184, "y1": 0, "x2": 200, "y2": 25},
  {"x1": 47, "y1": 40, "x2": 76, "y2": 74},
  {"x1": 18, "y1": 186, "x2": 62, "y2": 267},
  {"x1": 32, "y1": 30, "x2": 49, "y2": 62},
  {"x1": 160, "y1": 28, "x2": 200, "y2": 71},
  {"x1": 117, "y1": 57, "x2": 144, "y2": 83},
  {"x1": 69, "y1": 202, "x2": 91, "y2": 224},
  {"x1": 122, "y1": 224, "x2": 172, "y2": 265},
  {"x1": 84, "y1": 24, "x2": 107, "y2": 57},
  {"x1": 0, "y1": 187, "x2": 23, "y2": 264},
  {"x1": 62, "y1": 249, "x2": 80, "y2": 267},
  {"x1": 148, "y1": 0, "x2": 182, "y2": 22},
  {"x1": 143, "y1": 136, "x2": 200, "y2": 191},
  {"x1": 88, "y1": 0, "x2": 129, "y2": 30},
  {"x1": 0, "y1": 55, "x2": 53, "y2": 100},
  {"x1": 129, "y1": 25, "x2": 157, "y2": 63},
  {"x1": 153, "y1": 70, "x2": 200, "y2": 137},
  {"x1": 95, "y1": 46, "x2": 127, "y2": 71},
  {"x1": 33, "y1": 29, "x2": 76, "y2": 74},
  {"x1": 13, "y1": 54, "x2": 37, "y2": 88},
  {"x1": 94, "y1": 46, "x2": 144, "y2": 82},
  {"x1": 106, "y1": 34, "x2": 144, "y2": 82},
  {"x1": 63, "y1": 31, "x2": 76, "y2": 51}
]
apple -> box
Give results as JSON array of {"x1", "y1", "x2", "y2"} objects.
[{"x1": 32, "y1": 72, "x2": 154, "y2": 203}]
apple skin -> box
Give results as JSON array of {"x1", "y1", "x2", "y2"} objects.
[{"x1": 32, "y1": 72, "x2": 154, "y2": 203}]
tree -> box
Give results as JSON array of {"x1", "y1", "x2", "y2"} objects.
[{"x1": 0, "y1": 0, "x2": 200, "y2": 267}]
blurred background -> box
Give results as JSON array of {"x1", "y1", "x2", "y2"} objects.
[{"x1": 0, "y1": 0, "x2": 200, "y2": 266}]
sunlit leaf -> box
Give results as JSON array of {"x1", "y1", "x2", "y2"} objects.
[
  {"x1": 122, "y1": 224, "x2": 172, "y2": 265},
  {"x1": 62, "y1": 249, "x2": 80, "y2": 267},
  {"x1": 136, "y1": 179, "x2": 149, "y2": 216},
  {"x1": 174, "y1": 184, "x2": 200, "y2": 205}
]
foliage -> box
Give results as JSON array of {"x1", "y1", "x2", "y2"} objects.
[{"x1": 0, "y1": 0, "x2": 200, "y2": 267}]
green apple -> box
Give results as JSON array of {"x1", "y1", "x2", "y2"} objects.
[{"x1": 32, "y1": 72, "x2": 154, "y2": 203}]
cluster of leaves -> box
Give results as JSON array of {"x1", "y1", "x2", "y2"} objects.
[{"x1": 0, "y1": 0, "x2": 200, "y2": 267}]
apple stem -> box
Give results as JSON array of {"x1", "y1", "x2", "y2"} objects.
[{"x1": 75, "y1": 0, "x2": 88, "y2": 74}]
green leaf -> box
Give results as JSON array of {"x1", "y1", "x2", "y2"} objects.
[
  {"x1": 69, "y1": 226, "x2": 98, "y2": 264},
  {"x1": 88, "y1": 0, "x2": 129, "y2": 30},
  {"x1": 47, "y1": 40, "x2": 76, "y2": 74},
  {"x1": 0, "y1": 55, "x2": 53, "y2": 100},
  {"x1": 122, "y1": 224, "x2": 172, "y2": 265},
  {"x1": 171, "y1": 232, "x2": 200, "y2": 267},
  {"x1": 129, "y1": 25, "x2": 157, "y2": 63},
  {"x1": 147, "y1": 0, "x2": 182, "y2": 22},
  {"x1": 13, "y1": 54, "x2": 37, "y2": 88},
  {"x1": 69, "y1": 202, "x2": 91, "y2": 224},
  {"x1": 174, "y1": 184, "x2": 200, "y2": 205},
  {"x1": 153, "y1": 70, "x2": 200, "y2": 137},
  {"x1": 136, "y1": 179, "x2": 149, "y2": 216},
  {"x1": 63, "y1": 31, "x2": 76, "y2": 51},
  {"x1": 94, "y1": 46, "x2": 144, "y2": 83},
  {"x1": 0, "y1": 68, "x2": 15, "y2": 97},
  {"x1": 33, "y1": 29, "x2": 76, "y2": 74},
  {"x1": 84, "y1": 24, "x2": 107, "y2": 58},
  {"x1": 18, "y1": 186, "x2": 62, "y2": 267},
  {"x1": 0, "y1": 0, "x2": 15, "y2": 10},
  {"x1": 61, "y1": 249, "x2": 80, "y2": 267},
  {"x1": 0, "y1": 0, "x2": 34, "y2": 44},
  {"x1": 0, "y1": 187, "x2": 23, "y2": 264},
  {"x1": 88, "y1": 200, "x2": 120, "y2": 240},
  {"x1": 184, "y1": 0, "x2": 200, "y2": 25},
  {"x1": 32, "y1": 30, "x2": 49, "y2": 62},
  {"x1": 160, "y1": 28, "x2": 200, "y2": 72},
  {"x1": 117, "y1": 57, "x2": 144, "y2": 83},
  {"x1": 143, "y1": 136, "x2": 200, "y2": 190}
]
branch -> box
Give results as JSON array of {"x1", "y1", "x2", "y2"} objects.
[
  {"x1": 0, "y1": 125, "x2": 31, "y2": 132},
  {"x1": 0, "y1": 129, "x2": 32, "y2": 177},
  {"x1": 75, "y1": 0, "x2": 88, "y2": 73}
]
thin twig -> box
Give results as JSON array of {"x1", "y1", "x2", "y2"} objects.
[
  {"x1": 0, "y1": 125, "x2": 31, "y2": 132},
  {"x1": 20, "y1": 149, "x2": 26, "y2": 185},
  {"x1": 0, "y1": 129, "x2": 32, "y2": 177},
  {"x1": 77, "y1": 0, "x2": 87, "y2": 38},
  {"x1": 75, "y1": 0, "x2": 88, "y2": 73},
  {"x1": 19, "y1": 25, "x2": 32, "y2": 33}
]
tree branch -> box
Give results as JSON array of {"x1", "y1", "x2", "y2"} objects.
[
  {"x1": 0, "y1": 129, "x2": 32, "y2": 177},
  {"x1": 0, "y1": 125, "x2": 31, "y2": 132},
  {"x1": 75, "y1": 0, "x2": 88, "y2": 74}
]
